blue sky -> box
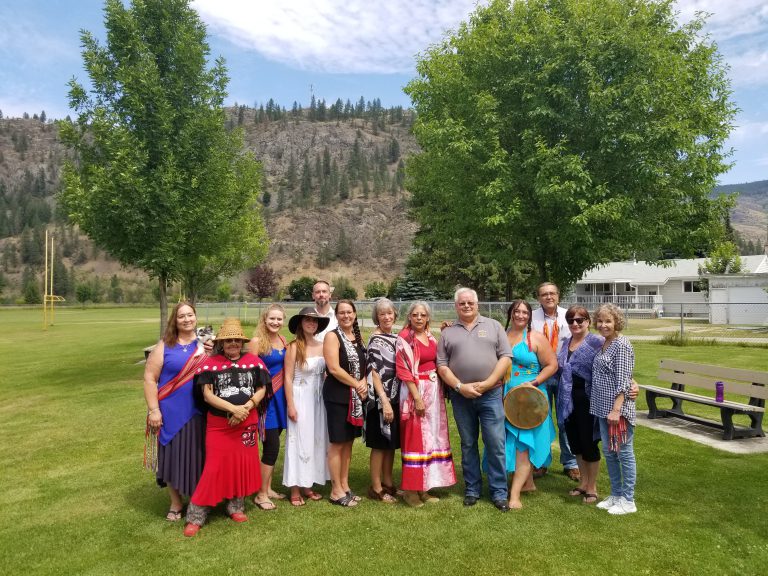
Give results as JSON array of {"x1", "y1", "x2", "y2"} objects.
[{"x1": 1, "y1": 0, "x2": 767, "y2": 185}]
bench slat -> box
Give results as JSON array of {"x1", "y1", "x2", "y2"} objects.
[
  {"x1": 657, "y1": 370, "x2": 768, "y2": 400},
  {"x1": 659, "y1": 359, "x2": 768, "y2": 386},
  {"x1": 640, "y1": 384, "x2": 765, "y2": 412}
]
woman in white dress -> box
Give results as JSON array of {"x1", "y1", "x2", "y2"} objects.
[{"x1": 282, "y1": 307, "x2": 331, "y2": 506}]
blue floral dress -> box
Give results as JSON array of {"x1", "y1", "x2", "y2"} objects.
[{"x1": 504, "y1": 329, "x2": 556, "y2": 471}]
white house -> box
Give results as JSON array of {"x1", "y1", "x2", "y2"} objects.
[{"x1": 572, "y1": 254, "x2": 768, "y2": 320}]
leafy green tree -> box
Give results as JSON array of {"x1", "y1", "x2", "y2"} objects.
[
  {"x1": 216, "y1": 281, "x2": 232, "y2": 302},
  {"x1": 75, "y1": 282, "x2": 92, "y2": 306},
  {"x1": 109, "y1": 274, "x2": 124, "y2": 303},
  {"x1": 59, "y1": 0, "x2": 267, "y2": 333},
  {"x1": 405, "y1": 0, "x2": 736, "y2": 289},
  {"x1": 364, "y1": 281, "x2": 387, "y2": 299},
  {"x1": 287, "y1": 276, "x2": 316, "y2": 301},
  {"x1": 698, "y1": 240, "x2": 743, "y2": 297},
  {"x1": 332, "y1": 276, "x2": 358, "y2": 300}
]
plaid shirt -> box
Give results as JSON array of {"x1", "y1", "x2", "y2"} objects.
[{"x1": 589, "y1": 335, "x2": 636, "y2": 425}]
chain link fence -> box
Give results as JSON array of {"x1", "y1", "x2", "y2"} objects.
[{"x1": 196, "y1": 300, "x2": 768, "y2": 344}]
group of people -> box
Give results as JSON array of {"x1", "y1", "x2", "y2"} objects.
[{"x1": 143, "y1": 280, "x2": 639, "y2": 537}]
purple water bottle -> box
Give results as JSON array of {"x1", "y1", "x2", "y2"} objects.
[{"x1": 715, "y1": 381, "x2": 724, "y2": 403}]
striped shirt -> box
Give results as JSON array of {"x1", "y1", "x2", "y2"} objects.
[{"x1": 589, "y1": 335, "x2": 636, "y2": 424}]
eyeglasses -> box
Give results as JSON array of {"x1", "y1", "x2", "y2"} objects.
[
  {"x1": 223, "y1": 338, "x2": 242, "y2": 343},
  {"x1": 566, "y1": 317, "x2": 587, "y2": 326},
  {"x1": 457, "y1": 302, "x2": 476, "y2": 307}
]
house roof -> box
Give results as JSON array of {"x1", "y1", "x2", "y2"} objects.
[{"x1": 577, "y1": 255, "x2": 768, "y2": 285}]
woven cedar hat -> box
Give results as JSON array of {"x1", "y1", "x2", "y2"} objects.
[
  {"x1": 288, "y1": 306, "x2": 331, "y2": 335},
  {"x1": 213, "y1": 318, "x2": 250, "y2": 342}
]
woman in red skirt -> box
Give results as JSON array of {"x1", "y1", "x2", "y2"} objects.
[
  {"x1": 396, "y1": 301, "x2": 456, "y2": 507},
  {"x1": 184, "y1": 318, "x2": 272, "y2": 537}
]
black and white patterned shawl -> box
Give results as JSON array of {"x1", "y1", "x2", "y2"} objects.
[
  {"x1": 366, "y1": 332, "x2": 398, "y2": 439},
  {"x1": 336, "y1": 328, "x2": 366, "y2": 426}
]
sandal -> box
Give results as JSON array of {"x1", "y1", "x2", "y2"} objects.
[
  {"x1": 254, "y1": 498, "x2": 277, "y2": 511},
  {"x1": 565, "y1": 468, "x2": 581, "y2": 482},
  {"x1": 532, "y1": 466, "x2": 548, "y2": 479},
  {"x1": 165, "y1": 509, "x2": 183, "y2": 522},
  {"x1": 302, "y1": 489, "x2": 323, "y2": 501},
  {"x1": 290, "y1": 495, "x2": 305, "y2": 507},
  {"x1": 368, "y1": 486, "x2": 397, "y2": 503},
  {"x1": 346, "y1": 490, "x2": 362, "y2": 502},
  {"x1": 583, "y1": 493, "x2": 599, "y2": 504},
  {"x1": 381, "y1": 484, "x2": 398, "y2": 497},
  {"x1": 568, "y1": 488, "x2": 587, "y2": 497},
  {"x1": 329, "y1": 493, "x2": 358, "y2": 507}
]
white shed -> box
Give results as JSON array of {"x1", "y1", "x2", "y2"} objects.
[{"x1": 707, "y1": 273, "x2": 768, "y2": 325}]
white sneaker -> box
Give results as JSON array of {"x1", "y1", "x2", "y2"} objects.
[
  {"x1": 596, "y1": 495, "x2": 619, "y2": 510},
  {"x1": 608, "y1": 497, "x2": 637, "y2": 515}
]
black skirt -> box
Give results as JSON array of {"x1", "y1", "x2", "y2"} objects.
[
  {"x1": 364, "y1": 401, "x2": 400, "y2": 450},
  {"x1": 156, "y1": 413, "x2": 205, "y2": 496},
  {"x1": 324, "y1": 400, "x2": 362, "y2": 443}
]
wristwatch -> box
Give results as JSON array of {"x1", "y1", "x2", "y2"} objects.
[{"x1": 454, "y1": 381, "x2": 462, "y2": 392}]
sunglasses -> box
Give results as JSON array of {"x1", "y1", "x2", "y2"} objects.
[
  {"x1": 566, "y1": 317, "x2": 587, "y2": 326},
  {"x1": 222, "y1": 338, "x2": 242, "y2": 343}
]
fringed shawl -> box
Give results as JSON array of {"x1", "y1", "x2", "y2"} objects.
[{"x1": 395, "y1": 326, "x2": 438, "y2": 421}]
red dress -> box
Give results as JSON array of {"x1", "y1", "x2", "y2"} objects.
[
  {"x1": 396, "y1": 331, "x2": 456, "y2": 491},
  {"x1": 190, "y1": 353, "x2": 271, "y2": 507}
]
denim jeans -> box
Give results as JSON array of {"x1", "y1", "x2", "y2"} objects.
[
  {"x1": 598, "y1": 417, "x2": 636, "y2": 501},
  {"x1": 546, "y1": 376, "x2": 577, "y2": 470},
  {"x1": 450, "y1": 386, "x2": 507, "y2": 502}
]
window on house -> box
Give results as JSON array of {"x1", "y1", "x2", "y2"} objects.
[
  {"x1": 683, "y1": 281, "x2": 701, "y2": 293},
  {"x1": 594, "y1": 283, "x2": 610, "y2": 294}
]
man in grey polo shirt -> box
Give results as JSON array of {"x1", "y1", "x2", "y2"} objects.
[{"x1": 437, "y1": 287, "x2": 512, "y2": 512}]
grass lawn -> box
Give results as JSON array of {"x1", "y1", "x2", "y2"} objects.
[{"x1": 1, "y1": 306, "x2": 767, "y2": 575}]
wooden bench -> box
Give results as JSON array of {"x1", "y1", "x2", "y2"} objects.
[{"x1": 641, "y1": 359, "x2": 767, "y2": 440}]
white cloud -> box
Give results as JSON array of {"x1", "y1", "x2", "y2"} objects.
[
  {"x1": 192, "y1": 0, "x2": 481, "y2": 74},
  {"x1": 727, "y1": 49, "x2": 768, "y2": 87},
  {"x1": 730, "y1": 120, "x2": 768, "y2": 142},
  {"x1": 675, "y1": 0, "x2": 768, "y2": 40}
]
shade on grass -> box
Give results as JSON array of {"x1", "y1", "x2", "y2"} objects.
[{"x1": 1, "y1": 307, "x2": 766, "y2": 575}]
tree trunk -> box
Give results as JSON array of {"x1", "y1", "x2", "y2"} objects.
[{"x1": 158, "y1": 275, "x2": 168, "y2": 338}]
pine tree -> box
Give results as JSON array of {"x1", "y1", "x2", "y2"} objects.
[
  {"x1": 285, "y1": 153, "x2": 297, "y2": 190},
  {"x1": 389, "y1": 137, "x2": 400, "y2": 163},
  {"x1": 299, "y1": 156, "x2": 312, "y2": 206},
  {"x1": 323, "y1": 146, "x2": 331, "y2": 177},
  {"x1": 339, "y1": 173, "x2": 350, "y2": 200}
]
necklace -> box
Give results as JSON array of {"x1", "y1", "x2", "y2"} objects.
[{"x1": 178, "y1": 336, "x2": 196, "y2": 353}]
